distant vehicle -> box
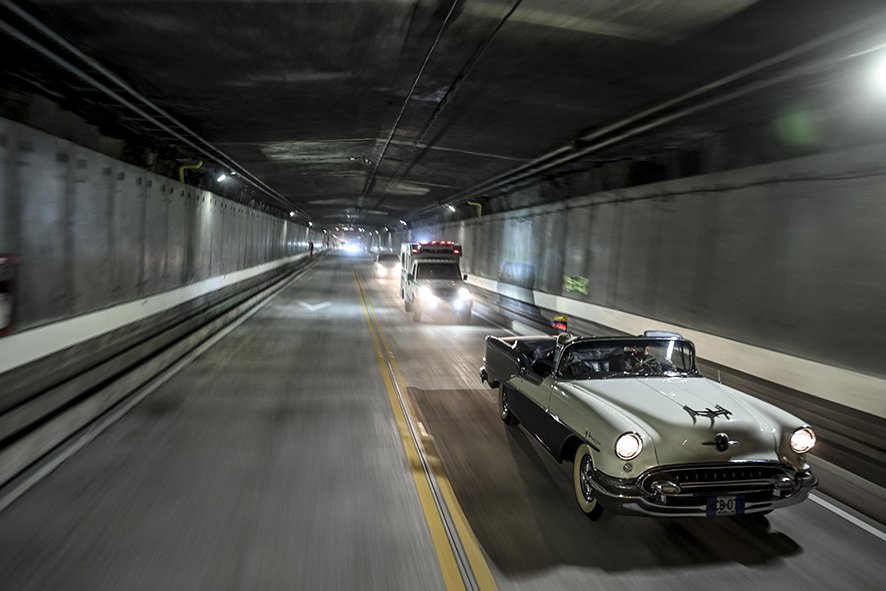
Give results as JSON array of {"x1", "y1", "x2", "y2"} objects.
[
  {"x1": 480, "y1": 331, "x2": 818, "y2": 520},
  {"x1": 400, "y1": 241, "x2": 472, "y2": 323},
  {"x1": 374, "y1": 252, "x2": 400, "y2": 277}
]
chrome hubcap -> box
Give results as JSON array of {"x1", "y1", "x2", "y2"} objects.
[{"x1": 580, "y1": 456, "x2": 594, "y2": 503}]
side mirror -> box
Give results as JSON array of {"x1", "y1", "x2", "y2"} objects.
[
  {"x1": 463, "y1": 274, "x2": 468, "y2": 280},
  {"x1": 407, "y1": 273, "x2": 414, "y2": 281}
]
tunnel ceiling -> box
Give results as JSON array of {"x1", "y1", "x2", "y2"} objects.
[{"x1": 3, "y1": 1, "x2": 886, "y2": 229}]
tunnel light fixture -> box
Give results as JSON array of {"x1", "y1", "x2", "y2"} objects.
[
  {"x1": 217, "y1": 174, "x2": 227, "y2": 182},
  {"x1": 874, "y1": 58, "x2": 886, "y2": 88},
  {"x1": 399, "y1": 220, "x2": 407, "y2": 225},
  {"x1": 308, "y1": 221, "x2": 313, "y2": 227},
  {"x1": 289, "y1": 211, "x2": 295, "y2": 217},
  {"x1": 446, "y1": 204, "x2": 456, "y2": 212}
]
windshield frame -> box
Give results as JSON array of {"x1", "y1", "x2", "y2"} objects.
[
  {"x1": 555, "y1": 337, "x2": 699, "y2": 380},
  {"x1": 414, "y1": 262, "x2": 462, "y2": 281}
]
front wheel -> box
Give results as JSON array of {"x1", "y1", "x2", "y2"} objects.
[
  {"x1": 404, "y1": 299, "x2": 412, "y2": 313},
  {"x1": 499, "y1": 385, "x2": 518, "y2": 425},
  {"x1": 412, "y1": 308, "x2": 422, "y2": 323},
  {"x1": 573, "y1": 444, "x2": 605, "y2": 521}
]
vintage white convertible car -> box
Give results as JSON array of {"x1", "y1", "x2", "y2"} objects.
[{"x1": 479, "y1": 331, "x2": 818, "y2": 520}]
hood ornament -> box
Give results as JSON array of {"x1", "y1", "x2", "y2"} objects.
[
  {"x1": 702, "y1": 432, "x2": 740, "y2": 452},
  {"x1": 683, "y1": 404, "x2": 732, "y2": 422}
]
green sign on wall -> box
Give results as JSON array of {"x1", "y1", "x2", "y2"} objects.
[{"x1": 563, "y1": 275, "x2": 588, "y2": 295}]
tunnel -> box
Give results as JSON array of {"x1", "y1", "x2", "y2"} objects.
[{"x1": 1, "y1": 2, "x2": 885, "y2": 590}]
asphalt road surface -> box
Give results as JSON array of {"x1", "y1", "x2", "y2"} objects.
[{"x1": 0, "y1": 251, "x2": 883, "y2": 591}]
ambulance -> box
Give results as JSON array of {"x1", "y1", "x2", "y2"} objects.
[{"x1": 399, "y1": 241, "x2": 472, "y2": 323}]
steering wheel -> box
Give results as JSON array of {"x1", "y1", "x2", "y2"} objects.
[{"x1": 632, "y1": 355, "x2": 661, "y2": 373}]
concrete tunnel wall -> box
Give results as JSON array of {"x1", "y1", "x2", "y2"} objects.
[
  {"x1": 0, "y1": 118, "x2": 329, "y2": 485},
  {"x1": 397, "y1": 141, "x2": 886, "y2": 417},
  {"x1": 0, "y1": 117, "x2": 322, "y2": 337},
  {"x1": 2, "y1": 114, "x2": 882, "y2": 418}
]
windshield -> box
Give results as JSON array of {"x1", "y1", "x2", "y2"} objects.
[
  {"x1": 415, "y1": 263, "x2": 462, "y2": 280},
  {"x1": 558, "y1": 339, "x2": 697, "y2": 380}
]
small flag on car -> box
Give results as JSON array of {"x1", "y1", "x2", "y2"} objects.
[{"x1": 551, "y1": 314, "x2": 568, "y2": 332}]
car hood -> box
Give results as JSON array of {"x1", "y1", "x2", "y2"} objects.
[{"x1": 564, "y1": 377, "x2": 783, "y2": 464}]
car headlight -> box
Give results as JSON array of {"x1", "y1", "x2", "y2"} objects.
[
  {"x1": 458, "y1": 287, "x2": 472, "y2": 300},
  {"x1": 418, "y1": 285, "x2": 433, "y2": 299},
  {"x1": 789, "y1": 426, "x2": 816, "y2": 453},
  {"x1": 615, "y1": 432, "x2": 643, "y2": 460}
]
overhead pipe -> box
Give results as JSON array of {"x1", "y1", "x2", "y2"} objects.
[
  {"x1": 406, "y1": 11, "x2": 886, "y2": 221},
  {"x1": 177, "y1": 160, "x2": 203, "y2": 184},
  {"x1": 0, "y1": 1, "x2": 311, "y2": 222}
]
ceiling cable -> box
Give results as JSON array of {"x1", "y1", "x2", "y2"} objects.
[
  {"x1": 0, "y1": 0, "x2": 310, "y2": 220},
  {"x1": 374, "y1": 0, "x2": 523, "y2": 214},
  {"x1": 356, "y1": 0, "x2": 462, "y2": 213}
]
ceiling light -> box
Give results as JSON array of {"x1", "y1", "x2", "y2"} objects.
[
  {"x1": 217, "y1": 174, "x2": 227, "y2": 182},
  {"x1": 308, "y1": 221, "x2": 313, "y2": 227},
  {"x1": 399, "y1": 220, "x2": 407, "y2": 225},
  {"x1": 289, "y1": 211, "x2": 295, "y2": 217},
  {"x1": 446, "y1": 204, "x2": 456, "y2": 212}
]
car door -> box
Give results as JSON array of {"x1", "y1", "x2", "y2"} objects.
[{"x1": 509, "y1": 368, "x2": 555, "y2": 449}]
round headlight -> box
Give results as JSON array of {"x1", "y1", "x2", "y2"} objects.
[
  {"x1": 458, "y1": 287, "x2": 472, "y2": 300},
  {"x1": 418, "y1": 285, "x2": 433, "y2": 299},
  {"x1": 615, "y1": 432, "x2": 643, "y2": 460},
  {"x1": 790, "y1": 427, "x2": 816, "y2": 453}
]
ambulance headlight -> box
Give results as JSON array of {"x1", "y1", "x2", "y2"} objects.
[
  {"x1": 418, "y1": 285, "x2": 433, "y2": 299},
  {"x1": 458, "y1": 287, "x2": 471, "y2": 300}
]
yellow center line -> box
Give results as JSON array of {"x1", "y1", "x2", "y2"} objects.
[
  {"x1": 355, "y1": 271, "x2": 466, "y2": 591},
  {"x1": 354, "y1": 270, "x2": 499, "y2": 591}
]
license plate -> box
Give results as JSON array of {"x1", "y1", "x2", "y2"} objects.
[{"x1": 707, "y1": 495, "x2": 745, "y2": 516}]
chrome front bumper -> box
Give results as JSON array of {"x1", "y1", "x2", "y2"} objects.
[{"x1": 590, "y1": 463, "x2": 818, "y2": 517}]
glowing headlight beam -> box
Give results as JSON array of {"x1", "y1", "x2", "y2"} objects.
[
  {"x1": 790, "y1": 427, "x2": 816, "y2": 453},
  {"x1": 615, "y1": 432, "x2": 643, "y2": 460}
]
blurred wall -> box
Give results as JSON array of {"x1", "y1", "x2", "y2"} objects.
[
  {"x1": 0, "y1": 117, "x2": 320, "y2": 334},
  {"x1": 398, "y1": 141, "x2": 886, "y2": 381}
]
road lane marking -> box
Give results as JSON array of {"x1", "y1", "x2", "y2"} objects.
[
  {"x1": 297, "y1": 301, "x2": 331, "y2": 312},
  {"x1": 810, "y1": 494, "x2": 886, "y2": 543},
  {"x1": 355, "y1": 271, "x2": 498, "y2": 591},
  {"x1": 355, "y1": 272, "x2": 468, "y2": 591}
]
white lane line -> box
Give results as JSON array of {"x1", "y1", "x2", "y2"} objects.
[{"x1": 810, "y1": 494, "x2": 886, "y2": 543}]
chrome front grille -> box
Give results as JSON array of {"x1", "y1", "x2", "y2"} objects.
[{"x1": 639, "y1": 463, "x2": 794, "y2": 505}]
